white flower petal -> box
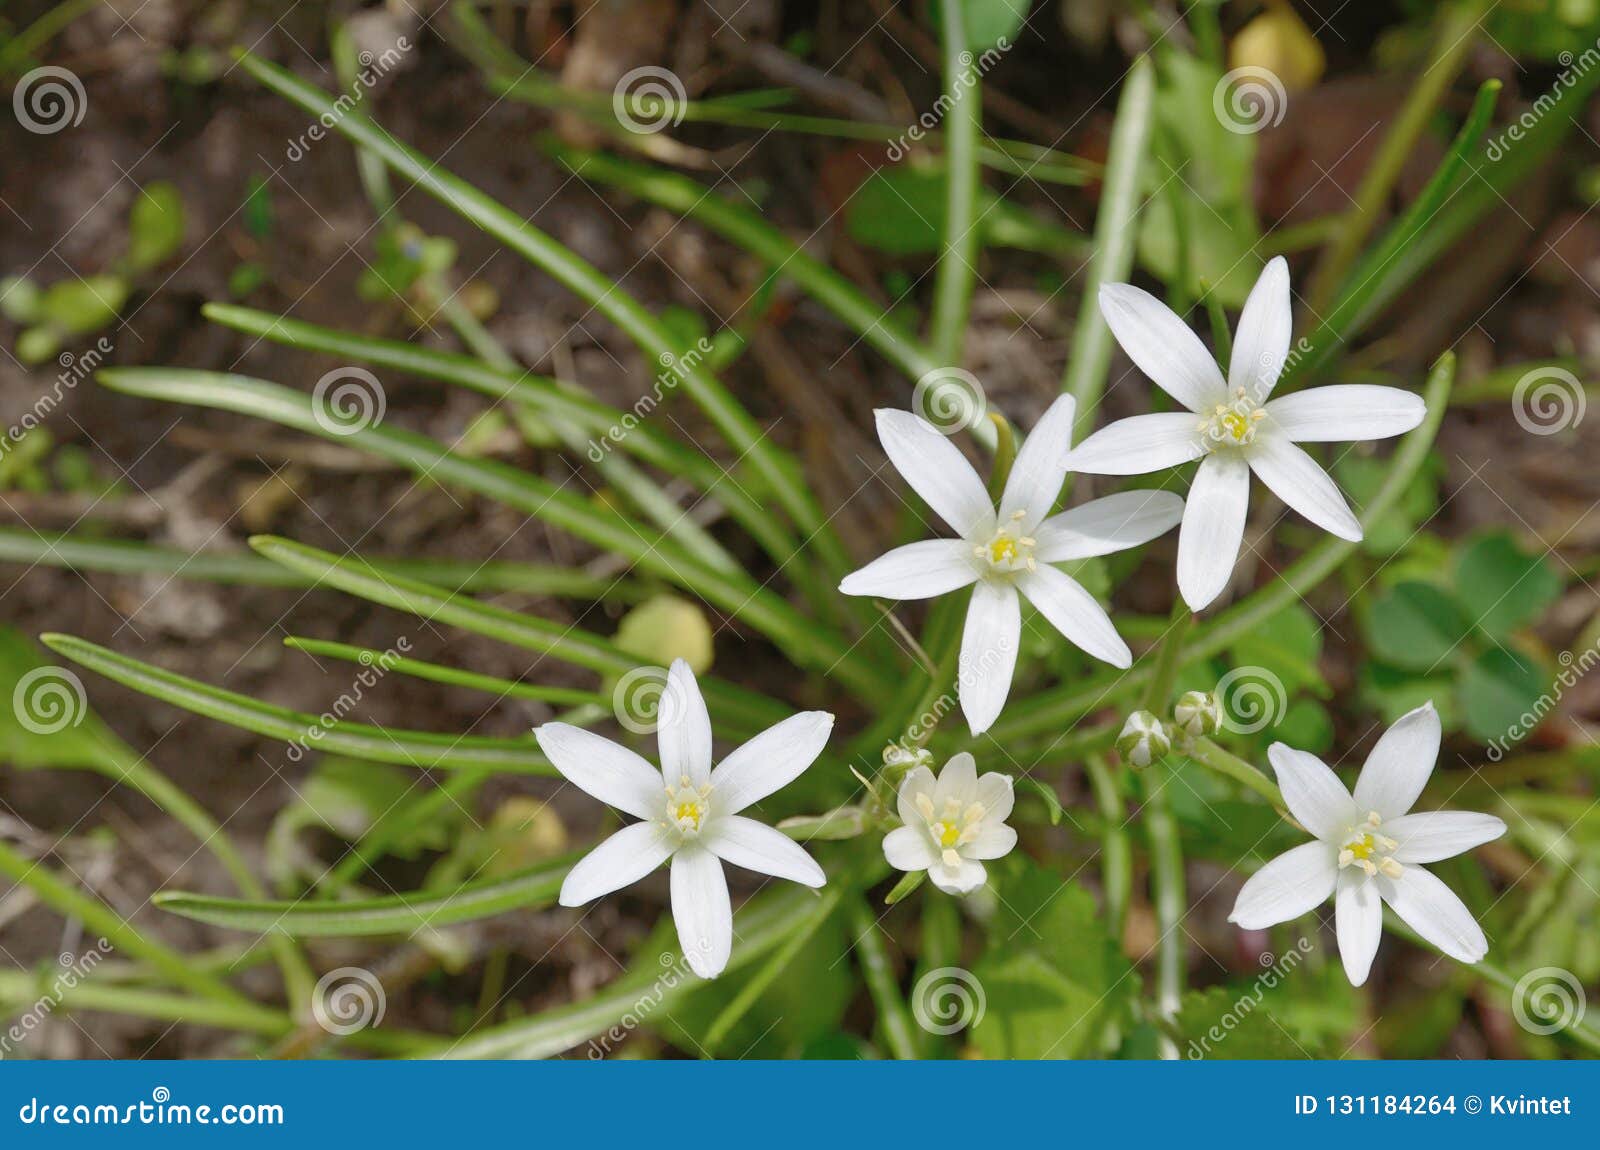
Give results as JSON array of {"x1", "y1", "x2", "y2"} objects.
[
  {"x1": 1264, "y1": 385, "x2": 1426, "y2": 443},
  {"x1": 1379, "y1": 867, "x2": 1488, "y2": 964},
  {"x1": 1099, "y1": 282, "x2": 1227, "y2": 412},
  {"x1": 1176, "y1": 452, "x2": 1250, "y2": 611},
  {"x1": 928, "y1": 856, "x2": 988, "y2": 894},
  {"x1": 934, "y1": 751, "x2": 979, "y2": 803},
  {"x1": 1387, "y1": 811, "x2": 1507, "y2": 864},
  {"x1": 703, "y1": 815, "x2": 825, "y2": 887},
  {"x1": 671, "y1": 846, "x2": 733, "y2": 979},
  {"x1": 896, "y1": 766, "x2": 937, "y2": 827},
  {"x1": 1267, "y1": 743, "x2": 1357, "y2": 841},
  {"x1": 875, "y1": 408, "x2": 994, "y2": 539},
  {"x1": 839, "y1": 539, "x2": 979, "y2": 599},
  {"x1": 535, "y1": 722, "x2": 663, "y2": 821},
  {"x1": 1352, "y1": 701, "x2": 1441, "y2": 820},
  {"x1": 1032, "y1": 489, "x2": 1185, "y2": 562},
  {"x1": 1228, "y1": 840, "x2": 1338, "y2": 929},
  {"x1": 1335, "y1": 870, "x2": 1383, "y2": 987},
  {"x1": 658, "y1": 658, "x2": 712, "y2": 787},
  {"x1": 1064, "y1": 413, "x2": 1207, "y2": 476},
  {"x1": 958, "y1": 581, "x2": 1021, "y2": 734},
  {"x1": 1000, "y1": 393, "x2": 1077, "y2": 532},
  {"x1": 1247, "y1": 434, "x2": 1362, "y2": 541},
  {"x1": 559, "y1": 822, "x2": 675, "y2": 906},
  {"x1": 711, "y1": 711, "x2": 834, "y2": 815},
  {"x1": 1016, "y1": 564, "x2": 1131, "y2": 668},
  {"x1": 883, "y1": 824, "x2": 936, "y2": 873},
  {"x1": 967, "y1": 823, "x2": 1017, "y2": 860},
  {"x1": 1228, "y1": 256, "x2": 1293, "y2": 400},
  {"x1": 975, "y1": 772, "x2": 1015, "y2": 823}
]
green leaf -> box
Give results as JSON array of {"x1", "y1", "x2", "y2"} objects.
[
  {"x1": 1175, "y1": 985, "x2": 1316, "y2": 1059},
  {"x1": 1364, "y1": 581, "x2": 1471, "y2": 671},
  {"x1": 1459, "y1": 645, "x2": 1549, "y2": 744},
  {"x1": 126, "y1": 181, "x2": 186, "y2": 272},
  {"x1": 155, "y1": 854, "x2": 574, "y2": 937},
  {"x1": 0, "y1": 275, "x2": 41, "y2": 324},
  {"x1": 926, "y1": 0, "x2": 1031, "y2": 53},
  {"x1": 1336, "y1": 451, "x2": 1441, "y2": 555},
  {"x1": 969, "y1": 863, "x2": 1136, "y2": 1058},
  {"x1": 1358, "y1": 661, "x2": 1460, "y2": 731},
  {"x1": 1227, "y1": 602, "x2": 1328, "y2": 698},
  {"x1": 1453, "y1": 530, "x2": 1561, "y2": 638},
  {"x1": 844, "y1": 165, "x2": 1084, "y2": 257},
  {"x1": 0, "y1": 628, "x2": 123, "y2": 773},
  {"x1": 37, "y1": 275, "x2": 128, "y2": 335},
  {"x1": 1275, "y1": 698, "x2": 1334, "y2": 754}
]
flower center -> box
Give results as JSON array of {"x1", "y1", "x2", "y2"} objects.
[
  {"x1": 1198, "y1": 388, "x2": 1267, "y2": 449},
  {"x1": 663, "y1": 776, "x2": 712, "y2": 836},
  {"x1": 1338, "y1": 811, "x2": 1403, "y2": 880},
  {"x1": 915, "y1": 792, "x2": 987, "y2": 869},
  {"x1": 974, "y1": 510, "x2": 1036, "y2": 575}
]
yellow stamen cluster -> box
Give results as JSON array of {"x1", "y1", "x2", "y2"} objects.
[
  {"x1": 916, "y1": 791, "x2": 988, "y2": 870},
  {"x1": 663, "y1": 775, "x2": 712, "y2": 835},
  {"x1": 1198, "y1": 387, "x2": 1267, "y2": 448},
  {"x1": 975, "y1": 509, "x2": 1037, "y2": 574},
  {"x1": 1338, "y1": 810, "x2": 1403, "y2": 879}
]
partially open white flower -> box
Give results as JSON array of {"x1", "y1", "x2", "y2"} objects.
[
  {"x1": 840, "y1": 394, "x2": 1184, "y2": 733},
  {"x1": 882, "y1": 753, "x2": 1016, "y2": 894},
  {"x1": 1229, "y1": 702, "x2": 1506, "y2": 986},
  {"x1": 535, "y1": 659, "x2": 832, "y2": 979},
  {"x1": 1069, "y1": 256, "x2": 1426, "y2": 611}
]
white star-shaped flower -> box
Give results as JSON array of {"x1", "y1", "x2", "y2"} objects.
[
  {"x1": 1069, "y1": 256, "x2": 1426, "y2": 611},
  {"x1": 535, "y1": 660, "x2": 832, "y2": 979},
  {"x1": 840, "y1": 394, "x2": 1184, "y2": 733},
  {"x1": 882, "y1": 753, "x2": 1016, "y2": 894},
  {"x1": 1229, "y1": 702, "x2": 1506, "y2": 986}
]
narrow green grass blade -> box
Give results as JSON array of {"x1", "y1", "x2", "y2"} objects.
[
  {"x1": 1062, "y1": 55, "x2": 1155, "y2": 440},
  {"x1": 41, "y1": 633, "x2": 556, "y2": 775},
  {"x1": 928, "y1": 0, "x2": 981, "y2": 367},
  {"x1": 233, "y1": 51, "x2": 852, "y2": 594},
  {"x1": 284, "y1": 637, "x2": 604, "y2": 708},
  {"x1": 0, "y1": 525, "x2": 636, "y2": 599},
  {"x1": 155, "y1": 855, "x2": 575, "y2": 937}
]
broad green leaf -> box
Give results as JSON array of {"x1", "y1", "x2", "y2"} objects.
[
  {"x1": 1459, "y1": 645, "x2": 1549, "y2": 745},
  {"x1": 1453, "y1": 530, "x2": 1561, "y2": 638},
  {"x1": 1227, "y1": 602, "x2": 1329, "y2": 698},
  {"x1": 156, "y1": 855, "x2": 575, "y2": 937},
  {"x1": 1359, "y1": 661, "x2": 1460, "y2": 731},
  {"x1": 1275, "y1": 697, "x2": 1334, "y2": 754},
  {"x1": 37, "y1": 275, "x2": 128, "y2": 335},
  {"x1": 1364, "y1": 581, "x2": 1471, "y2": 671},
  {"x1": 1175, "y1": 985, "x2": 1316, "y2": 1059},
  {"x1": 0, "y1": 627, "x2": 124, "y2": 773},
  {"x1": 126, "y1": 181, "x2": 186, "y2": 272}
]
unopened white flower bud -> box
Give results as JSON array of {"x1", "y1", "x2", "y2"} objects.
[
  {"x1": 1117, "y1": 711, "x2": 1170, "y2": 769},
  {"x1": 1173, "y1": 690, "x2": 1224, "y2": 739}
]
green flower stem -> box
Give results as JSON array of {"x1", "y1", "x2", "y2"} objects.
[
  {"x1": 1084, "y1": 752, "x2": 1130, "y2": 934},
  {"x1": 1142, "y1": 761, "x2": 1185, "y2": 1059},
  {"x1": 1141, "y1": 603, "x2": 1194, "y2": 714},
  {"x1": 282, "y1": 637, "x2": 607, "y2": 709},
  {"x1": 991, "y1": 351, "x2": 1454, "y2": 741},
  {"x1": 0, "y1": 524, "x2": 639, "y2": 599},
  {"x1": 929, "y1": 0, "x2": 981, "y2": 367},
  {"x1": 849, "y1": 898, "x2": 921, "y2": 1060},
  {"x1": 234, "y1": 52, "x2": 857, "y2": 603},
  {"x1": 1062, "y1": 55, "x2": 1155, "y2": 442},
  {"x1": 1184, "y1": 737, "x2": 1288, "y2": 811},
  {"x1": 0, "y1": 837, "x2": 246, "y2": 1007},
  {"x1": 1303, "y1": 0, "x2": 1489, "y2": 315}
]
